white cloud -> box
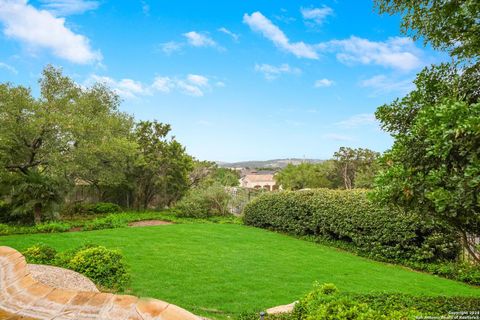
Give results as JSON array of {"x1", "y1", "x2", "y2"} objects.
[
  {"x1": 0, "y1": 0, "x2": 101, "y2": 64},
  {"x1": 39, "y1": 0, "x2": 99, "y2": 16},
  {"x1": 335, "y1": 114, "x2": 377, "y2": 129},
  {"x1": 0, "y1": 62, "x2": 18, "y2": 74},
  {"x1": 88, "y1": 73, "x2": 217, "y2": 98},
  {"x1": 88, "y1": 75, "x2": 149, "y2": 98},
  {"x1": 360, "y1": 74, "x2": 414, "y2": 95},
  {"x1": 218, "y1": 27, "x2": 239, "y2": 41},
  {"x1": 187, "y1": 74, "x2": 209, "y2": 87},
  {"x1": 301, "y1": 6, "x2": 333, "y2": 25},
  {"x1": 158, "y1": 41, "x2": 183, "y2": 55},
  {"x1": 151, "y1": 76, "x2": 173, "y2": 93},
  {"x1": 254, "y1": 63, "x2": 301, "y2": 80},
  {"x1": 323, "y1": 133, "x2": 354, "y2": 142},
  {"x1": 314, "y1": 78, "x2": 334, "y2": 87},
  {"x1": 325, "y1": 36, "x2": 422, "y2": 71},
  {"x1": 183, "y1": 31, "x2": 217, "y2": 47},
  {"x1": 243, "y1": 11, "x2": 318, "y2": 59}
]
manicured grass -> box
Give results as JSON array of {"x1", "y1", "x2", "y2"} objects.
[{"x1": 1, "y1": 224, "x2": 478, "y2": 319}]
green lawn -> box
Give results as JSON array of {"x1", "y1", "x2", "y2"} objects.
[{"x1": 1, "y1": 223, "x2": 478, "y2": 319}]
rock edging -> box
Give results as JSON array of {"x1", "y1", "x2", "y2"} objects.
[{"x1": 0, "y1": 246, "x2": 200, "y2": 320}]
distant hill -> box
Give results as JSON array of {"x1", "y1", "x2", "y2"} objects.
[{"x1": 217, "y1": 158, "x2": 324, "y2": 169}]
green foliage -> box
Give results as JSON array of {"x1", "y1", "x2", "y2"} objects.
[
  {"x1": 83, "y1": 214, "x2": 128, "y2": 231},
  {"x1": 275, "y1": 162, "x2": 337, "y2": 190},
  {"x1": 374, "y1": 62, "x2": 480, "y2": 261},
  {"x1": 35, "y1": 221, "x2": 71, "y2": 233},
  {"x1": 89, "y1": 202, "x2": 121, "y2": 214},
  {"x1": 374, "y1": 0, "x2": 480, "y2": 60},
  {"x1": 0, "y1": 66, "x2": 136, "y2": 223},
  {"x1": 243, "y1": 189, "x2": 459, "y2": 263},
  {"x1": 209, "y1": 167, "x2": 240, "y2": 187},
  {"x1": 293, "y1": 283, "x2": 480, "y2": 320},
  {"x1": 405, "y1": 261, "x2": 480, "y2": 286},
  {"x1": 68, "y1": 246, "x2": 130, "y2": 291},
  {"x1": 333, "y1": 147, "x2": 380, "y2": 189},
  {"x1": 23, "y1": 244, "x2": 57, "y2": 264},
  {"x1": 22, "y1": 243, "x2": 130, "y2": 291},
  {"x1": 65, "y1": 202, "x2": 122, "y2": 215},
  {"x1": 176, "y1": 183, "x2": 232, "y2": 218},
  {"x1": 131, "y1": 120, "x2": 193, "y2": 209}
]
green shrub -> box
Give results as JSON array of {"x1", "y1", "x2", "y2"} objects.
[
  {"x1": 35, "y1": 221, "x2": 71, "y2": 233},
  {"x1": 243, "y1": 189, "x2": 459, "y2": 263},
  {"x1": 52, "y1": 243, "x2": 98, "y2": 267},
  {"x1": 23, "y1": 244, "x2": 57, "y2": 264},
  {"x1": 90, "y1": 202, "x2": 121, "y2": 214},
  {"x1": 406, "y1": 261, "x2": 480, "y2": 286},
  {"x1": 176, "y1": 183, "x2": 232, "y2": 218},
  {"x1": 83, "y1": 215, "x2": 127, "y2": 231},
  {"x1": 62, "y1": 202, "x2": 121, "y2": 216},
  {"x1": 293, "y1": 283, "x2": 480, "y2": 320},
  {"x1": 68, "y1": 246, "x2": 130, "y2": 291}
]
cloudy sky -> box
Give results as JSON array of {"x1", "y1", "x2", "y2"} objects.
[{"x1": 0, "y1": 0, "x2": 447, "y2": 162}]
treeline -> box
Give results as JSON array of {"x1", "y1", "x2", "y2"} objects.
[
  {"x1": 0, "y1": 66, "x2": 238, "y2": 225},
  {"x1": 275, "y1": 147, "x2": 380, "y2": 190}
]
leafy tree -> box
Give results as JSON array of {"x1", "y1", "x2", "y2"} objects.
[
  {"x1": 374, "y1": 66, "x2": 480, "y2": 261},
  {"x1": 333, "y1": 147, "x2": 380, "y2": 189},
  {"x1": 374, "y1": 0, "x2": 480, "y2": 60},
  {"x1": 131, "y1": 121, "x2": 193, "y2": 210},
  {"x1": 210, "y1": 168, "x2": 240, "y2": 187},
  {"x1": 0, "y1": 66, "x2": 135, "y2": 223},
  {"x1": 276, "y1": 162, "x2": 336, "y2": 190}
]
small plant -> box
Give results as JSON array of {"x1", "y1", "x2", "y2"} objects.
[
  {"x1": 83, "y1": 214, "x2": 127, "y2": 231},
  {"x1": 68, "y1": 246, "x2": 130, "y2": 291},
  {"x1": 23, "y1": 244, "x2": 57, "y2": 264},
  {"x1": 176, "y1": 183, "x2": 232, "y2": 218},
  {"x1": 35, "y1": 221, "x2": 71, "y2": 233}
]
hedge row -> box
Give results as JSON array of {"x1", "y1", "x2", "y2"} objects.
[{"x1": 243, "y1": 189, "x2": 459, "y2": 263}]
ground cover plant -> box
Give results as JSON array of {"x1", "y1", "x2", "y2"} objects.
[
  {"x1": 0, "y1": 210, "x2": 240, "y2": 236},
  {"x1": 1, "y1": 223, "x2": 478, "y2": 319}
]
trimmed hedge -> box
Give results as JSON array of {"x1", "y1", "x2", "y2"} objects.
[{"x1": 243, "y1": 189, "x2": 459, "y2": 263}]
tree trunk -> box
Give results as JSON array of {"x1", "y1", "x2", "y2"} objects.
[
  {"x1": 33, "y1": 203, "x2": 42, "y2": 225},
  {"x1": 461, "y1": 230, "x2": 480, "y2": 263}
]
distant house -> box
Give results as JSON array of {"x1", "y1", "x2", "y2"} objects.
[{"x1": 239, "y1": 171, "x2": 279, "y2": 191}]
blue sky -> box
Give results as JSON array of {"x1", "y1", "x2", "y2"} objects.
[{"x1": 0, "y1": 0, "x2": 447, "y2": 162}]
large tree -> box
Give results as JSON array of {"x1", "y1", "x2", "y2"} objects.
[
  {"x1": 374, "y1": 64, "x2": 480, "y2": 261},
  {"x1": 374, "y1": 0, "x2": 480, "y2": 60},
  {"x1": 373, "y1": 1, "x2": 480, "y2": 260},
  {"x1": 0, "y1": 66, "x2": 135, "y2": 223},
  {"x1": 333, "y1": 147, "x2": 380, "y2": 189},
  {"x1": 131, "y1": 121, "x2": 193, "y2": 210},
  {"x1": 276, "y1": 161, "x2": 337, "y2": 190}
]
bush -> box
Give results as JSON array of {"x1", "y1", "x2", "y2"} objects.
[
  {"x1": 83, "y1": 214, "x2": 127, "y2": 231},
  {"x1": 90, "y1": 202, "x2": 121, "y2": 214},
  {"x1": 68, "y1": 246, "x2": 130, "y2": 291},
  {"x1": 176, "y1": 183, "x2": 232, "y2": 218},
  {"x1": 23, "y1": 244, "x2": 57, "y2": 264},
  {"x1": 293, "y1": 283, "x2": 480, "y2": 320},
  {"x1": 243, "y1": 189, "x2": 459, "y2": 263},
  {"x1": 406, "y1": 261, "x2": 480, "y2": 286},
  {"x1": 35, "y1": 221, "x2": 71, "y2": 233},
  {"x1": 62, "y1": 202, "x2": 121, "y2": 216}
]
